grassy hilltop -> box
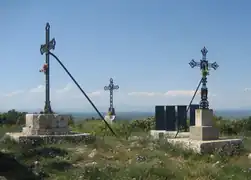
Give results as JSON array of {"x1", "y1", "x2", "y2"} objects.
[{"x1": 0, "y1": 110, "x2": 251, "y2": 180}]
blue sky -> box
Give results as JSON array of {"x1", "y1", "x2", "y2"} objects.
[{"x1": 0, "y1": 0, "x2": 251, "y2": 112}]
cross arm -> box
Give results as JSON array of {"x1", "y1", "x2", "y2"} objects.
[
  {"x1": 189, "y1": 59, "x2": 200, "y2": 68},
  {"x1": 40, "y1": 38, "x2": 56, "y2": 55},
  {"x1": 113, "y1": 85, "x2": 119, "y2": 90},
  {"x1": 104, "y1": 86, "x2": 110, "y2": 91},
  {"x1": 208, "y1": 62, "x2": 219, "y2": 70}
]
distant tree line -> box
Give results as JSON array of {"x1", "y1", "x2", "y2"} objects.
[
  {"x1": 0, "y1": 109, "x2": 75, "y2": 126},
  {"x1": 0, "y1": 109, "x2": 27, "y2": 125}
]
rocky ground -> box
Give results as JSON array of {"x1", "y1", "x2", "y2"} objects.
[{"x1": 0, "y1": 133, "x2": 251, "y2": 180}]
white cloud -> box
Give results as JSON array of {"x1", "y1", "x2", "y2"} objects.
[
  {"x1": 244, "y1": 88, "x2": 251, "y2": 92},
  {"x1": 29, "y1": 85, "x2": 44, "y2": 93},
  {"x1": 128, "y1": 90, "x2": 200, "y2": 97},
  {"x1": 88, "y1": 91, "x2": 102, "y2": 97},
  {"x1": 55, "y1": 83, "x2": 73, "y2": 93},
  {"x1": 54, "y1": 83, "x2": 103, "y2": 98},
  {"x1": 4, "y1": 90, "x2": 24, "y2": 97},
  {"x1": 128, "y1": 90, "x2": 216, "y2": 98},
  {"x1": 0, "y1": 83, "x2": 221, "y2": 111},
  {"x1": 128, "y1": 92, "x2": 162, "y2": 96},
  {"x1": 164, "y1": 90, "x2": 198, "y2": 97}
]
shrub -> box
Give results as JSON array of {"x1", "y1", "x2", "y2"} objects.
[{"x1": 130, "y1": 117, "x2": 155, "y2": 132}]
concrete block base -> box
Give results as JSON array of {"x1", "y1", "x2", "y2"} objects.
[
  {"x1": 150, "y1": 130, "x2": 190, "y2": 139},
  {"x1": 4, "y1": 132, "x2": 96, "y2": 144},
  {"x1": 4, "y1": 113, "x2": 96, "y2": 144},
  {"x1": 190, "y1": 126, "x2": 219, "y2": 140},
  {"x1": 164, "y1": 138, "x2": 242, "y2": 154},
  {"x1": 23, "y1": 113, "x2": 70, "y2": 135}
]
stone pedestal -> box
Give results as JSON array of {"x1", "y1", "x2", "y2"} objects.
[
  {"x1": 22, "y1": 114, "x2": 70, "y2": 135},
  {"x1": 150, "y1": 109, "x2": 243, "y2": 154},
  {"x1": 189, "y1": 109, "x2": 219, "y2": 140},
  {"x1": 5, "y1": 113, "x2": 96, "y2": 144}
]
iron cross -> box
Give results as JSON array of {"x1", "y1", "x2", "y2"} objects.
[
  {"x1": 40, "y1": 23, "x2": 56, "y2": 114},
  {"x1": 189, "y1": 47, "x2": 219, "y2": 109},
  {"x1": 104, "y1": 78, "x2": 119, "y2": 115}
]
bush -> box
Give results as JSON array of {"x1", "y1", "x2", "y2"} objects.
[
  {"x1": 130, "y1": 117, "x2": 155, "y2": 132},
  {"x1": 0, "y1": 109, "x2": 27, "y2": 126},
  {"x1": 212, "y1": 116, "x2": 251, "y2": 136},
  {"x1": 72, "y1": 117, "x2": 155, "y2": 138}
]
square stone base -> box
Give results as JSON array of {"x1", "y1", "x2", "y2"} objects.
[
  {"x1": 165, "y1": 138, "x2": 242, "y2": 154},
  {"x1": 23, "y1": 113, "x2": 70, "y2": 135},
  {"x1": 190, "y1": 126, "x2": 219, "y2": 140},
  {"x1": 195, "y1": 109, "x2": 214, "y2": 126},
  {"x1": 150, "y1": 130, "x2": 190, "y2": 139}
]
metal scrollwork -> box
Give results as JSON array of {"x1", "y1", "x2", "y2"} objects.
[{"x1": 189, "y1": 47, "x2": 219, "y2": 109}]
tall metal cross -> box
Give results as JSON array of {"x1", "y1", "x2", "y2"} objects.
[
  {"x1": 189, "y1": 47, "x2": 219, "y2": 109},
  {"x1": 104, "y1": 78, "x2": 119, "y2": 115},
  {"x1": 40, "y1": 23, "x2": 56, "y2": 114}
]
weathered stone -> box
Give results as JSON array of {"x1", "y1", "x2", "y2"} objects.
[
  {"x1": 23, "y1": 114, "x2": 70, "y2": 135},
  {"x1": 195, "y1": 109, "x2": 214, "y2": 126},
  {"x1": 190, "y1": 109, "x2": 219, "y2": 141},
  {"x1": 190, "y1": 126, "x2": 219, "y2": 141},
  {"x1": 5, "y1": 113, "x2": 95, "y2": 144}
]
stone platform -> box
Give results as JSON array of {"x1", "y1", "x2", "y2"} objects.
[
  {"x1": 150, "y1": 109, "x2": 243, "y2": 154},
  {"x1": 150, "y1": 131, "x2": 242, "y2": 154},
  {"x1": 164, "y1": 137, "x2": 242, "y2": 154},
  {"x1": 150, "y1": 130, "x2": 190, "y2": 138},
  {"x1": 5, "y1": 132, "x2": 95, "y2": 144},
  {"x1": 4, "y1": 113, "x2": 95, "y2": 144}
]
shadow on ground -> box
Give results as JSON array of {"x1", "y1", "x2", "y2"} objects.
[
  {"x1": 0, "y1": 152, "x2": 42, "y2": 180},
  {"x1": 20, "y1": 147, "x2": 68, "y2": 159}
]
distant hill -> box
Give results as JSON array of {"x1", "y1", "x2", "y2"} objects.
[{"x1": 62, "y1": 109, "x2": 251, "y2": 121}]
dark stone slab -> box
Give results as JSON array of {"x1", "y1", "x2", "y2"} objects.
[
  {"x1": 155, "y1": 106, "x2": 165, "y2": 130},
  {"x1": 189, "y1": 104, "x2": 200, "y2": 126},
  {"x1": 177, "y1": 105, "x2": 188, "y2": 131},
  {"x1": 165, "y1": 106, "x2": 176, "y2": 131}
]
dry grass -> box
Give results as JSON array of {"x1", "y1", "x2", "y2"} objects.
[{"x1": 0, "y1": 124, "x2": 251, "y2": 180}]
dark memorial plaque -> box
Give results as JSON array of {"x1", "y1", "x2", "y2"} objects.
[
  {"x1": 165, "y1": 106, "x2": 176, "y2": 131},
  {"x1": 190, "y1": 104, "x2": 199, "y2": 126},
  {"x1": 177, "y1": 105, "x2": 188, "y2": 131},
  {"x1": 155, "y1": 106, "x2": 165, "y2": 130}
]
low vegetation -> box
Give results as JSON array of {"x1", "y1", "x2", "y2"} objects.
[{"x1": 0, "y1": 110, "x2": 251, "y2": 179}]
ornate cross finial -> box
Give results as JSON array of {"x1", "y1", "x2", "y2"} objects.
[
  {"x1": 45, "y1": 23, "x2": 50, "y2": 30},
  {"x1": 201, "y1": 46, "x2": 208, "y2": 57},
  {"x1": 189, "y1": 47, "x2": 219, "y2": 109}
]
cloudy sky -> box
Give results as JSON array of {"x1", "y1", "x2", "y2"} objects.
[{"x1": 1, "y1": 0, "x2": 251, "y2": 112}]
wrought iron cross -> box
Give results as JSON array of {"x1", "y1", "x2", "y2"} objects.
[
  {"x1": 189, "y1": 47, "x2": 219, "y2": 109},
  {"x1": 104, "y1": 78, "x2": 119, "y2": 115},
  {"x1": 40, "y1": 23, "x2": 56, "y2": 114}
]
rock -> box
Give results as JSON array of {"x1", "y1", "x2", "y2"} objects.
[
  {"x1": 212, "y1": 161, "x2": 220, "y2": 167},
  {"x1": 106, "y1": 156, "x2": 114, "y2": 160},
  {"x1": 128, "y1": 159, "x2": 132, "y2": 164},
  {"x1": 248, "y1": 153, "x2": 251, "y2": 159},
  {"x1": 128, "y1": 136, "x2": 141, "y2": 141},
  {"x1": 34, "y1": 161, "x2": 39, "y2": 166},
  {"x1": 88, "y1": 149, "x2": 97, "y2": 158},
  {"x1": 0, "y1": 149, "x2": 7, "y2": 153},
  {"x1": 85, "y1": 162, "x2": 97, "y2": 167},
  {"x1": 130, "y1": 142, "x2": 140, "y2": 148}
]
